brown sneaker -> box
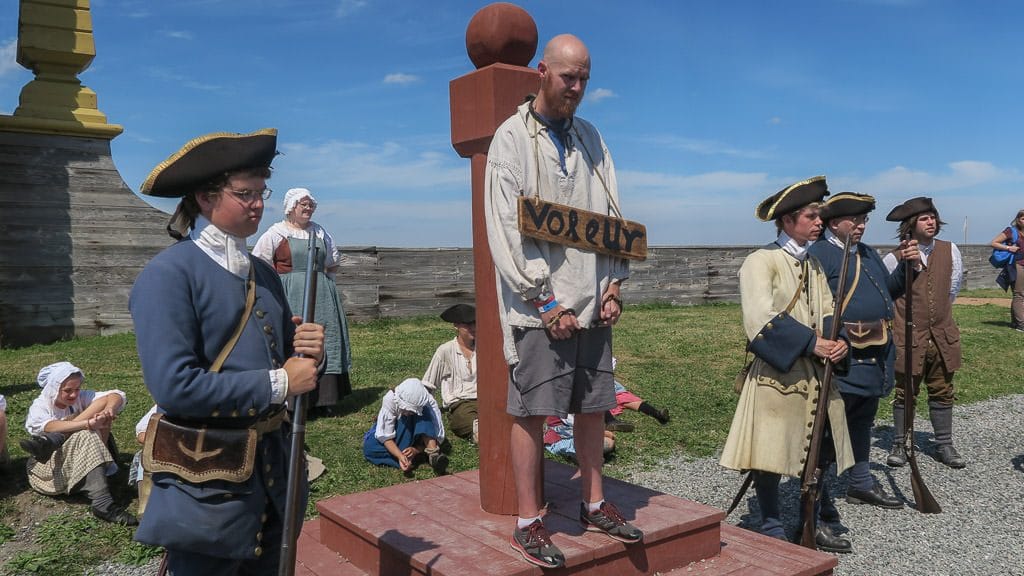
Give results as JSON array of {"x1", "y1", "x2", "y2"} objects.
[
  {"x1": 510, "y1": 520, "x2": 565, "y2": 569},
  {"x1": 580, "y1": 502, "x2": 643, "y2": 544}
]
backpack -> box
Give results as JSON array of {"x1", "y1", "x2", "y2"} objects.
[{"x1": 990, "y1": 227, "x2": 1020, "y2": 268}]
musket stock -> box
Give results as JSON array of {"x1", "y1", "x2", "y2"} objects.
[
  {"x1": 279, "y1": 234, "x2": 320, "y2": 575},
  {"x1": 799, "y1": 233, "x2": 853, "y2": 550},
  {"x1": 901, "y1": 232, "x2": 941, "y2": 514}
]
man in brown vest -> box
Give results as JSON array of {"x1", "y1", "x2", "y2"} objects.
[{"x1": 882, "y1": 197, "x2": 966, "y2": 469}]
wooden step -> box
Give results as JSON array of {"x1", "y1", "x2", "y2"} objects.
[
  {"x1": 314, "y1": 459, "x2": 728, "y2": 575},
  {"x1": 295, "y1": 519, "x2": 369, "y2": 576},
  {"x1": 662, "y1": 524, "x2": 837, "y2": 576}
]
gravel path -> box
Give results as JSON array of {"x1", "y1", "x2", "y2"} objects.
[
  {"x1": 87, "y1": 395, "x2": 1024, "y2": 575},
  {"x1": 625, "y1": 394, "x2": 1024, "y2": 576}
]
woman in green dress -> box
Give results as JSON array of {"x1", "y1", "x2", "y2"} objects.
[{"x1": 253, "y1": 188, "x2": 352, "y2": 413}]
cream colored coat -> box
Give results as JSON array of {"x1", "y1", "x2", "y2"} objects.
[{"x1": 720, "y1": 245, "x2": 854, "y2": 478}]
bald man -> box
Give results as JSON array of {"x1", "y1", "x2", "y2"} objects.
[{"x1": 485, "y1": 34, "x2": 641, "y2": 570}]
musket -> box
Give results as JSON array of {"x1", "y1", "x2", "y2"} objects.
[
  {"x1": 279, "y1": 233, "x2": 320, "y2": 575},
  {"x1": 901, "y1": 232, "x2": 941, "y2": 514},
  {"x1": 798, "y1": 233, "x2": 853, "y2": 550}
]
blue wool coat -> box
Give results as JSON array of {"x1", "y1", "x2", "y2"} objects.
[
  {"x1": 808, "y1": 238, "x2": 909, "y2": 398},
  {"x1": 129, "y1": 240, "x2": 306, "y2": 561}
]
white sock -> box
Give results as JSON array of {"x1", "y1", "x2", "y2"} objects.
[
  {"x1": 586, "y1": 499, "x2": 604, "y2": 513},
  {"x1": 517, "y1": 515, "x2": 541, "y2": 529}
]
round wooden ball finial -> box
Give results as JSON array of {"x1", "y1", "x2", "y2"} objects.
[{"x1": 465, "y1": 3, "x2": 538, "y2": 69}]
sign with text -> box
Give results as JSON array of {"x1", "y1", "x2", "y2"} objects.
[{"x1": 517, "y1": 196, "x2": 648, "y2": 261}]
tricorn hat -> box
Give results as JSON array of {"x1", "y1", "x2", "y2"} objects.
[
  {"x1": 885, "y1": 196, "x2": 937, "y2": 222},
  {"x1": 440, "y1": 303, "x2": 476, "y2": 324},
  {"x1": 756, "y1": 176, "x2": 829, "y2": 221},
  {"x1": 821, "y1": 192, "x2": 876, "y2": 220},
  {"x1": 140, "y1": 128, "x2": 278, "y2": 197}
]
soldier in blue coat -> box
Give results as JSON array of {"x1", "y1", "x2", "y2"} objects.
[
  {"x1": 129, "y1": 129, "x2": 324, "y2": 575},
  {"x1": 808, "y1": 192, "x2": 919, "y2": 520}
]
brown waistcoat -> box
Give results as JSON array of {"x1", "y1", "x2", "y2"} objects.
[{"x1": 891, "y1": 239, "x2": 962, "y2": 375}]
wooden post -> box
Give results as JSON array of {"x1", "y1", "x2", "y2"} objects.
[{"x1": 449, "y1": 3, "x2": 539, "y2": 515}]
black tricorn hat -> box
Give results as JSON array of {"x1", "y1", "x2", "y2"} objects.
[
  {"x1": 821, "y1": 192, "x2": 876, "y2": 220},
  {"x1": 140, "y1": 128, "x2": 278, "y2": 197},
  {"x1": 885, "y1": 196, "x2": 937, "y2": 222},
  {"x1": 755, "y1": 176, "x2": 829, "y2": 221},
  {"x1": 440, "y1": 303, "x2": 476, "y2": 324}
]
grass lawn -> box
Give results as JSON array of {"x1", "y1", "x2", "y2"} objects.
[{"x1": 1, "y1": 292, "x2": 1022, "y2": 574}]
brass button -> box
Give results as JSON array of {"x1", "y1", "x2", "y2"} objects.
[
  {"x1": 261, "y1": 513, "x2": 268, "y2": 523},
  {"x1": 264, "y1": 464, "x2": 271, "y2": 473},
  {"x1": 766, "y1": 322, "x2": 774, "y2": 330},
  {"x1": 263, "y1": 325, "x2": 273, "y2": 334},
  {"x1": 267, "y1": 478, "x2": 275, "y2": 487},
  {"x1": 256, "y1": 531, "x2": 263, "y2": 541},
  {"x1": 223, "y1": 493, "x2": 233, "y2": 500},
  {"x1": 807, "y1": 421, "x2": 813, "y2": 428},
  {"x1": 800, "y1": 457, "x2": 806, "y2": 463},
  {"x1": 810, "y1": 409, "x2": 817, "y2": 415},
  {"x1": 806, "y1": 434, "x2": 812, "y2": 440},
  {"x1": 254, "y1": 546, "x2": 263, "y2": 558},
  {"x1": 211, "y1": 410, "x2": 220, "y2": 418},
  {"x1": 248, "y1": 408, "x2": 257, "y2": 417},
  {"x1": 755, "y1": 334, "x2": 764, "y2": 340},
  {"x1": 270, "y1": 341, "x2": 277, "y2": 350},
  {"x1": 256, "y1": 310, "x2": 265, "y2": 318},
  {"x1": 231, "y1": 410, "x2": 240, "y2": 417}
]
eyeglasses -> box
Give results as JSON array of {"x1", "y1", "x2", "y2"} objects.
[
  {"x1": 846, "y1": 215, "x2": 869, "y2": 225},
  {"x1": 223, "y1": 186, "x2": 272, "y2": 204},
  {"x1": 297, "y1": 201, "x2": 316, "y2": 209}
]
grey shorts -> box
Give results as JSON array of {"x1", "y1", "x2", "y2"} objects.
[{"x1": 506, "y1": 326, "x2": 616, "y2": 418}]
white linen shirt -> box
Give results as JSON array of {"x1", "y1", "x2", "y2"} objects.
[
  {"x1": 373, "y1": 389, "x2": 445, "y2": 444},
  {"x1": 421, "y1": 338, "x2": 477, "y2": 408},
  {"x1": 883, "y1": 239, "x2": 963, "y2": 301},
  {"x1": 485, "y1": 102, "x2": 629, "y2": 364},
  {"x1": 25, "y1": 388, "x2": 127, "y2": 436}
]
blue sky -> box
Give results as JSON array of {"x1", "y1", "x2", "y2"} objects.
[{"x1": 2, "y1": 0, "x2": 1022, "y2": 247}]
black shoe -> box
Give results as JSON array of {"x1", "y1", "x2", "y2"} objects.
[
  {"x1": 652, "y1": 408, "x2": 670, "y2": 425},
  {"x1": 428, "y1": 451, "x2": 449, "y2": 475},
  {"x1": 91, "y1": 505, "x2": 139, "y2": 526},
  {"x1": 846, "y1": 484, "x2": 904, "y2": 509},
  {"x1": 819, "y1": 496, "x2": 841, "y2": 523},
  {"x1": 935, "y1": 445, "x2": 966, "y2": 469},
  {"x1": 886, "y1": 444, "x2": 907, "y2": 467},
  {"x1": 20, "y1": 435, "x2": 57, "y2": 464},
  {"x1": 815, "y1": 524, "x2": 852, "y2": 554},
  {"x1": 604, "y1": 416, "x2": 635, "y2": 433}
]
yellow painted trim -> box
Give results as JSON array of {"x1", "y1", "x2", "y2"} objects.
[
  {"x1": 0, "y1": 114, "x2": 123, "y2": 139},
  {"x1": 140, "y1": 128, "x2": 278, "y2": 195}
]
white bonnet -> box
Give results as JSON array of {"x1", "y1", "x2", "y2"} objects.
[
  {"x1": 394, "y1": 378, "x2": 430, "y2": 415},
  {"x1": 283, "y1": 187, "x2": 317, "y2": 216},
  {"x1": 37, "y1": 361, "x2": 83, "y2": 402}
]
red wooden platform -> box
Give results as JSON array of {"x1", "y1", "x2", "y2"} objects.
[{"x1": 296, "y1": 460, "x2": 837, "y2": 576}]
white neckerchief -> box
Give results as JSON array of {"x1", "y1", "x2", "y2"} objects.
[
  {"x1": 825, "y1": 229, "x2": 858, "y2": 253},
  {"x1": 777, "y1": 231, "x2": 809, "y2": 261},
  {"x1": 191, "y1": 215, "x2": 251, "y2": 279}
]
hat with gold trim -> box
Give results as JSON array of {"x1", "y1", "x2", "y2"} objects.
[
  {"x1": 756, "y1": 176, "x2": 829, "y2": 221},
  {"x1": 141, "y1": 128, "x2": 278, "y2": 197},
  {"x1": 885, "y1": 196, "x2": 937, "y2": 222},
  {"x1": 821, "y1": 192, "x2": 876, "y2": 220}
]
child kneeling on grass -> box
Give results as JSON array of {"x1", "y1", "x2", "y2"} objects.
[{"x1": 363, "y1": 378, "x2": 448, "y2": 475}]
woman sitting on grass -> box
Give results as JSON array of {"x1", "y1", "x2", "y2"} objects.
[
  {"x1": 363, "y1": 378, "x2": 448, "y2": 475},
  {"x1": 21, "y1": 361, "x2": 135, "y2": 525}
]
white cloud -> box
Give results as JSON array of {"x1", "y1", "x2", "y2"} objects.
[
  {"x1": 853, "y1": 161, "x2": 1022, "y2": 196},
  {"x1": 383, "y1": 73, "x2": 420, "y2": 85},
  {"x1": 162, "y1": 30, "x2": 194, "y2": 41},
  {"x1": 768, "y1": 116, "x2": 783, "y2": 125},
  {"x1": 336, "y1": 0, "x2": 368, "y2": 18},
  {"x1": 586, "y1": 87, "x2": 616, "y2": 103},
  {"x1": 0, "y1": 38, "x2": 20, "y2": 78}
]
